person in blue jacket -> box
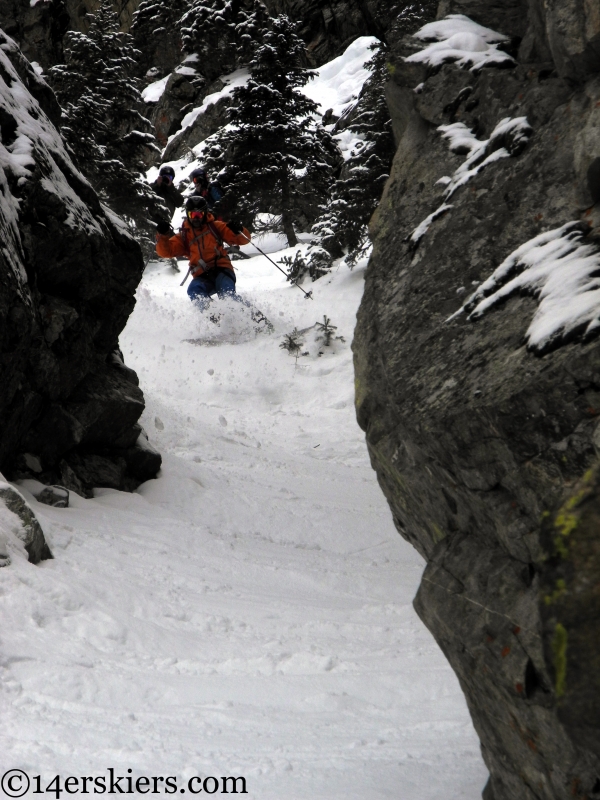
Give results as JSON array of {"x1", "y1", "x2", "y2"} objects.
[{"x1": 189, "y1": 167, "x2": 223, "y2": 210}]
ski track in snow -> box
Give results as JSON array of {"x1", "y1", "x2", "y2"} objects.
[{"x1": 0, "y1": 247, "x2": 487, "y2": 798}]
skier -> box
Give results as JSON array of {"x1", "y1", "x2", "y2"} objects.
[
  {"x1": 151, "y1": 165, "x2": 185, "y2": 271},
  {"x1": 151, "y1": 165, "x2": 184, "y2": 215},
  {"x1": 189, "y1": 167, "x2": 223, "y2": 210},
  {"x1": 189, "y1": 166, "x2": 250, "y2": 260},
  {"x1": 155, "y1": 195, "x2": 250, "y2": 309}
]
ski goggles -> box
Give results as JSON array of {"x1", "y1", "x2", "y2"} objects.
[
  {"x1": 161, "y1": 174, "x2": 173, "y2": 184},
  {"x1": 188, "y1": 210, "x2": 206, "y2": 219}
]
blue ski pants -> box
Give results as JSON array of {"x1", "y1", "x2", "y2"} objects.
[{"x1": 187, "y1": 270, "x2": 238, "y2": 310}]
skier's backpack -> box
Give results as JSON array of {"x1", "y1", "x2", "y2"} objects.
[{"x1": 207, "y1": 181, "x2": 224, "y2": 208}]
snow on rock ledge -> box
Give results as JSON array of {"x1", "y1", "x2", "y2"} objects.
[
  {"x1": 410, "y1": 116, "x2": 532, "y2": 245},
  {"x1": 453, "y1": 222, "x2": 600, "y2": 353},
  {"x1": 406, "y1": 15, "x2": 515, "y2": 72}
]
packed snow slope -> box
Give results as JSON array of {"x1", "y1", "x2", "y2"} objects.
[{"x1": 0, "y1": 242, "x2": 487, "y2": 798}]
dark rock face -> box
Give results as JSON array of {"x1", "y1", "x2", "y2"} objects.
[
  {"x1": 262, "y1": 0, "x2": 393, "y2": 65},
  {"x1": 148, "y1": 70, "x2": 205, "y2": 150},
  {"x1": 0, "y1": 31, "x2": 160, "y2": 497},
  {"x1": 539, "y1": 467, "x2": 600, "y2": 760},
  {"x1": 354, "y1": 0, "x2": 600, "y2": 797},
  {"x1": 161, "y1": 78, "x2": 233, "y2": 162},
  {"x1": 0, "y1": 0, "x2": 70, "y2": 67},
  {"x1": 0, "y1": 0, "x2": 141, "y2": 69},
  {"x1": 261, "y1": 0, "x2": 440, "y2": 65}
]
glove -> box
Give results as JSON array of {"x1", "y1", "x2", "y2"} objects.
[
  {"x1": 227, "y1": 219, "x2": 243, "y2": 235},
  {"x1": 156, "y1": 220, "x2": 172, "y2": 236}
]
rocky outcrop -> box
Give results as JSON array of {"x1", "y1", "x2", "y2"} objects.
[
  {"x1": 0, "y1": 480, "x2": 52, "y2": 564},
  {"x1": 0, "y1": 0, "x2": 69, "y2": 68},
  {"x1": 262, "y1": 0, "x2": 391, "y2": 65},
  {"x1": 146, "y1": 69, "x2": 205, "y2": 150},
  {"x1": 539, "y1": 466, "x2": 600, "y2": 761},
  {"x1": 354, "y1": 0, "x2": 600, "y2": 798},
  {"x1": 0, "y1": 0, "x2": 141, "y2": 69},
  {"x1": 0, "y1": 31, "x2": 160, "y2": 497},
  {"x1": 160, "y1": 76, "x2": 233, "y2": 162}
]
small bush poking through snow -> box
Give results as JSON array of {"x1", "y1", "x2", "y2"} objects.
[
  {"x1": 316, "y1": 316, "x2": 346, "y2": 347},
  {"x1": 279, "y1": 317, "x2": 346, "y2": 361},
  {"x1": 306, "y1": 246, "x2": 334, "y2": 279},
  {"x1": 280, "y1": 328, "x2": 305, "y2": 356}
]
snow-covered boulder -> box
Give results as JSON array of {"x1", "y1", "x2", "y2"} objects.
[
  {"x1": 0, "y1": 30, "x2": 160, "y2": 496},
  {"x1": 0, "y1": 480, "x2": 51, "y2": 564},
  {"x1": 435, "y1": 0, "x2": 600, "y2": 82}
]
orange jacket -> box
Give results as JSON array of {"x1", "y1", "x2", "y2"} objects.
[{"x1": 156, "y1": 216, "x2": 251, "y2": 278}]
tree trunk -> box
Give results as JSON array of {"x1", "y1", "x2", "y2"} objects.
[{"x1": 280, "y1": 171, "x2": 297, "y2": 247}]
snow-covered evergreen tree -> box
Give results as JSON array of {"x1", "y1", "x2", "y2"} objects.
[
  {"x1": 204, "y1": 14, "x2": 339, "y2": 246},
  {"x1": 180, "y1": 0, "x2": 269, "y2": 80},
  {"x1": 131, "y1": 0, "x2": 192, "y2": 78},
  {"x1": 49, "y1": 1, "x2": 163, "y2": 251},
  {"x1": 312, "y1": 43, "x2": 395, "y2": 266}
]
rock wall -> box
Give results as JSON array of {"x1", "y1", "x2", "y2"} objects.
[
  {"x1": 353, "y1": 0, "x2": 600, "y2": 797},
  {"x1": 0, "y1": 31, "x2": 160, "y2": 497},
  {"x1": 261, "y1": 0, "x2": 390, "y2": 64},
  {"x1": 0, "y1": 0, "x2": 140, "y2": 68}
]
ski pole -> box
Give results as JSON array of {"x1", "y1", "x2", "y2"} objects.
[{"x1": 236, "y1": 231, "x2": 313, "y2": 300}]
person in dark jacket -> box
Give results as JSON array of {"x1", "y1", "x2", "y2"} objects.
[
  {"x1": 151, "y1": 165, "x2": 184, "y2": 216},
  {"x1": 189, "y1": 167, "x2": 223, "y2": 210},
  {"x1": 188, "y1": 167, "x2": 251, "y2": 260},
  {"x1": 151, "y1": 165, "x2": 185, "y2": 271}
]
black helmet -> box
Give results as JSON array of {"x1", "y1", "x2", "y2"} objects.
[
  {"x1": 185, "y1": 195, "x2": 208, "y2": 213},
  {"x1": 190, "y1": 167, "x2": 207, "y2": 183},
  {"x1": 159, "y1": 165, "x2": 176, "y2": 179}
]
